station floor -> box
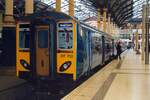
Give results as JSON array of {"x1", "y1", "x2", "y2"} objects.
[{"x1": 62, "y1": 49, "x2": 150, "y2": 100}]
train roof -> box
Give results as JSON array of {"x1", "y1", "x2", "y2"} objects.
[
  {"x1": 79, "y1": 21, "x2": 113, "y2": 39},
  {"x1": 18, "y1": 11, "x2": 73, "y2": 22},
  {"x1": 18, "y1": 11, "x2": 114, "y2": 39}
]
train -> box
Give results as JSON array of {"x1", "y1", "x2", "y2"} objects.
[{"x1": 16, "y1": 11, "x2": 118, "y2": 81}]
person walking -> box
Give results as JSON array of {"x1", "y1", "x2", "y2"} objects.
[{"x1": 116, "y1": 42, "x2": 122, "y2": 60}]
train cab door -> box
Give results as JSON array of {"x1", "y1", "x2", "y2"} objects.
[{"x1": 36, "y1": 26, "x2": 50, "y2": 77}]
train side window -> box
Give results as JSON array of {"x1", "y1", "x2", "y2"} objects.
[
  {"x1": 19, "y1": 30, "x2": 30, "y2": 49},
  {"x1": 38, "y1": 30, "x2": 48, "y2": 48}
]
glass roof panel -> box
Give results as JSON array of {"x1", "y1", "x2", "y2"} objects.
[
  {"x1": 40, "y1": 0, "x2": 97, "y2": 21},
  {"x1": 133, "y1": 0, "x2": 150, "y2": 18}
]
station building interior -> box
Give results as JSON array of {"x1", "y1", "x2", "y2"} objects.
[{"x1": 0, "y1": 0, "x2": 150, "y2": 100}]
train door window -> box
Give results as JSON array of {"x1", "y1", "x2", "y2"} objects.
[
  {"x1": 81, "y1": 27, "x2": 86, "y2": 37},
  {"x1": 19, "y1": 29, "x2": 30, "y2": 49},
  {"x1": 38, "y1": 30, "x2": 48, "y2": 48}
]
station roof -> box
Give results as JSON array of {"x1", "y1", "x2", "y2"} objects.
[
  {"x1": 0, "y1": 0, "x2": 148, "y2": 27},
  {"x1": 39, "y1": 0, "x2": 135, "y2": 27},
  {"x1": 88, "y1": 0, "x2": 134, "y2": 27}
]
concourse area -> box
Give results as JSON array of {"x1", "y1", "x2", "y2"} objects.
[
  {"x1": 63, "y1": 49, "x2": 150, "y2": 100},
  {"x1": 105, "y1": 51, "x2": 150, "y2": 100}
]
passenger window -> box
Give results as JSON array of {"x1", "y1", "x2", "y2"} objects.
[
  {"x1": 19, "y1": 30, "x2": 30, "y2": 49},
  {"x1": 38, "y1": 30, "x2": 48, "y2": 48}
]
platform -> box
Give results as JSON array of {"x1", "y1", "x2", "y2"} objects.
[
  {"x1": 62, "y1": 49, "x2": 150, "y2": 100},
  {"x1": 0, "y1": 76, "x2": 33, "y2": 100}
]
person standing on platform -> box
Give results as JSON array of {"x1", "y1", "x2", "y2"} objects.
[{"x1": 116, "y1": 42, "x2": 122, "y2": 60}]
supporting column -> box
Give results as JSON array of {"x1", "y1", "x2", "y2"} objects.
[
  {"x1": 4, "y1": 0, "x2": 15, "y2": 26},
  {"x1": 56, "y1": 0, "x2": 61, "y2": 12},
  {"x1": 145, "y1": 4, "x2": 149, "y2": 64},
  {"x1": 25, "y1": 0, "x2": 34, "y2": 15},
  {"x1": 97, "y1": 9, "x2": 101, "y2": 31},
  {"x1": 142, "y1": 5, "x2": 146, "y2": 61},
  {"x1": 116, "y1": 25, "x2": 118, "y2": 34},
  {"x1": 116, "y1": 25, "x2": 118, "y2": 35},
  {"x1": 69, "y1": 0, "x2": 74, "y2": 17},
  {"x1": 113, "y1": 23, "x2": 115, "y2": 34},
  {"x1": 114, "y1": 24, "x2": 116, "y2": 34},
  {"x1": 135, "y1": 29, "x2": 139, "y2": 51},
  {"x1": 111, "y1": 18, "x2": 113, "y2": 34},
  {"x1": 0, "y1": 10, "x2": 3, "y2": 38},
  {"x1": 108, "y1": 14, "x2": 111, "y2": 34},
  {"x1": 103, "y1": 8, "x2": 107, "y2": 33},
  {"x1": 111, "y1": 22, "x2": 113, "y2": 34}
]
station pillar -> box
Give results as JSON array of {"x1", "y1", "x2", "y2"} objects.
[
  {"x1": 142, "y1": 5, "x2": 146, "y2": 61},
  {"x1": 97, "y1": 9, "x2": 101, "y2": 31},
  {"x1": 115, "y1": 24, "x2": 117, "y2": 34},
  {"x1": 116, "y1": 25, "x2": 118, "y2": 34},
  {"x1": 2, "y1": 0, "x2": 16, "y2": 67},
  {"x1": 108, "y1": 14, "x2": 111, "y2": 34},
  {"x1": 69, "y1": 0, "x2": 74, "y2": 17},
  {"x1": 25, "y1": 0, "x2": 34, "y2": 15},
  {"x1": 56, "y1": 0, "x2": 61, "y2": 12},
  {"x1": 114, "y1": 24, "x2": 116, "y2": 34},
  {"x1": 112, "y1": 23, "x2": 115, "y2": 34},
  {"x1": 4, "y1": 0, "x2": 15, "y2": 26},
  {"x1": 111, "y1": 18, "x2": 113, "y2": 34},
  {"x1": 0, "y1": 10, "x2": 3, "y2": 35},
  {"x1": 103, "y1": 8, "x2": 107, "y2": 33},
  {"x1": 145, "y1": 4, "x2": 149, "y2": 64},
  {"x1": 135, "y1": 29, "x2": 139, "y2": 51}
]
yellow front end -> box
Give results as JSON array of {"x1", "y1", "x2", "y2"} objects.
[
  {"x1": 57, "y1": 20, "x2": 77, "y2": 81},
  {"x1": 16, "y1": 22, "x2": 30, "y2": 78}
]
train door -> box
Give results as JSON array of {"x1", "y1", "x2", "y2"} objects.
[
  {"x1": 87, "y1": 31, "x2": 92, "y2": 70},
  {"x1": 36, "y1": 26, "x2": 50, "y2": 76},
  {"x1": 82, "y1": 28, "x2": 88, "y2": 73},
  {"x1": 102, "y1": 36, "x2": 105, "y2": 63}
]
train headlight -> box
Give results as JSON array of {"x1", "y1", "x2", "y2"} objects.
[
  {"x1": 63, "y1": 64, "x2": 68, "y2": 69},
  {"x1": 59, "y1": 61, "x2": 72, "y2": 72},
  {"x1": 20, "y1": 59, "x2": 30, "y2": 70},
  {"x1": 24, "y1": 63, "x2": 27, "y2": 67}
]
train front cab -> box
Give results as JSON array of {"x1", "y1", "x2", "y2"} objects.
[
  {"x1": 56, "y1": 21, "x2": 77, "y2": 81},
  {"x1": 32, "y1": 20, "x2": 77, "y2": 81},
  {"x1": 16, "y1": 12, "x2": 78, "y2": 81},
  {"x1": 16, "y1": 22, "x2": 30, "y2": 79}
]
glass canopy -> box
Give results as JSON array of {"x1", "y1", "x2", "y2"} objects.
[
  {"x1": 40, "y1": 0, "x2": 98, "y2": 21},
  {"x1": 133, "y1": 0, "x2": 150, "y2": 18}
]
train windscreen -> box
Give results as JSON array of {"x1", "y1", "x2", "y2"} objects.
[
  {"x1": 19, "y1": 30, "x2": 30, "y2": 49},
  {"x1": 19, "y1": 26, "x2": 30, "y2": 49},
  {"x1": 57, "y1": 22, "x2": 73, "y2": 50}
]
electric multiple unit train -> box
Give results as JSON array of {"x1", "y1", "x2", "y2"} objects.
[{"x1": 16, "y1": 11, "x2": 117, "y2": 81}]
